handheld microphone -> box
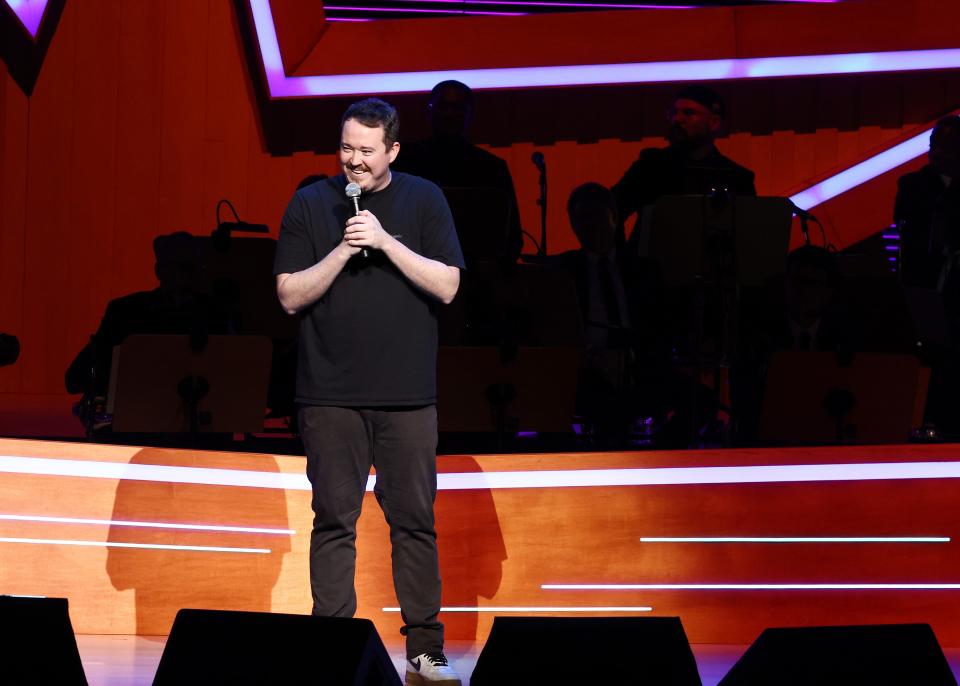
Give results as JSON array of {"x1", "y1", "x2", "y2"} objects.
[{"x1": 344, "y1": 182, "x2": 368, "y2": 258}]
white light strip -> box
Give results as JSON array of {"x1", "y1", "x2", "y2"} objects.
[
  {"x1": 640, "y1": 537, "x2": 951, "y2": 543},
  {"x1": 383, "y1": 605, "x2": 653, "y2": 614},
  {"x1": 0, "y1": 455, "x2": 313, "y2": 490},
  {"x1": 435, "y1": 461, "x2": 960, "y2": 490},
  {"x1": 789, "y1": 128, "x2": 933, "y2": 210},
  {"x1": 4, "y1": 455, "x2": 960, "y2": 490},
  {"x1": 0, "y1": 536, "x2": 271, "y2": 554},
  {"x1": 0, "y1": 514, "x2": 295, "y2": 535},
  {"x1": 543, "y1": 583, "x2": 960, "y2": 590}
]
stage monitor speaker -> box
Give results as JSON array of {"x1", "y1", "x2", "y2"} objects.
[
  {"x1": 0, "y1": 595, "x2": 87, "y2": 685},
  {"x1": 470, "y1": 616, "x2": 702, "y2": 685},
  {"x1": 153, "y1": 609, "x2": 401, "y2": 686},
  {"x1": 718, "y1": 623, "x2": 957, "y2": 686}
]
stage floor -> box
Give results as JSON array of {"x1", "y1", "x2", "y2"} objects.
[
  {"x1": 5, "y1": 439, "x2": 960, "y2": 683},
  {"x1": 75, "y1": 635, "x2": 960, "y2": 685}
]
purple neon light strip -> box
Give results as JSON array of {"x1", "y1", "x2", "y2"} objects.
[
  {"x1": 639, "y1": 536, "x2": 950, "y2": 543},
  {"x1": 789, "y1": 128, "x2": 932, "y2": 210},
  {"x1": 4, "y1": 454, "x2": 960, "y2": 491},
  {"x1": 468, "y1": 0, "x2": 696, "y2": 6},
  {"x1": 249, "y1": 1, "x2": 960, "y2": 97},
  {"x1": 543, "y1": 583, "x2": 960, "y2": 590},
  {"x1": 376, "y1": 0, "x2": 671, "y2": 7},
  {"x1": 323, "y1": 5, "x2": 526, "y2": 16},
  {"x1": 332, "y1": 0, "x2": 812, "y2": 8},
  {"x1": 383, "y1": 605, "x2": 654, "y2": 612},
  {"x1": 4, "y1": 0, "x2": 48, "y2": 39},
  {"x1": 327, "y1": 1, "x2": 694, "y2": 10}
]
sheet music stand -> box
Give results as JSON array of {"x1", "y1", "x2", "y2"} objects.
[
  {"x1": 107, "y1": 334, "x2": 272, "y2": 434},
  {"x1": 637, "y1": 195, "x2": 793, "y2": 445},
  {"x1": 442, "y1": 261, "x2": 582, "y2": 347},
  {"x1": 437, "y1": 346, "x2": 580, "y2": 441},
  {"x1": 758, "y1": 351, "x2": 924, "y2": 445},
  {"x1": 198, "y1": 236, "x2": 297, "y2": 339},
  {"x1": 641, "y1": 195, "x2": 793, "y2": 287}
]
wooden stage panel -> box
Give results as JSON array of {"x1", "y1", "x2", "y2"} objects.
[{"x1": 1, "y1": 438, "x2": 959, "y2": 646}]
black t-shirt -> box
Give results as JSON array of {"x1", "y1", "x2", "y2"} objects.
[{"x1": 273, "y1": 172, "x2": 465, "y2": 406}]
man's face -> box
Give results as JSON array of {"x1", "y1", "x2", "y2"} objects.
[
  {"x1": 429, "y1": 86, "x2": 472, "y2": 139},
  {"x1": 571, "y1": 206, "x2": 617, "y2": 255},
  {"x1": 667, "y1": 97, "x2": 721, "y2": 149},
  {"x1": 340, "y1": 118, "x2": 399, "y2": 192}
]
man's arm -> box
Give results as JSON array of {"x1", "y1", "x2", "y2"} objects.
[
  {"x1": 344, "y1": 210, "x2": 460, "y2": 304},
  {"x1": 276, "y1": 241, "x2": 359, "y2": 314}
]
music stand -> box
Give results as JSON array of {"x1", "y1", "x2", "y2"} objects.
[
  {"x1": 445, "y1": 261, "x2": 582, "y2": 346},
  {"x1": 438, "y1": 346, "x2": 580, "y2": 437},
  {"x1": 758, "y1": 351, "x2": 924, "y2": 445},
  {"x1": 107, "y1": 334, "x2": 272, "y2": 434},
  {"x1": 641, "y1": 195, "x2": 793, "y2": 287},
  {"x1": 197, "y1": 235, "x2": 297, "y2": 339},
  {"x1": 636, "y1": 195, "x2": 793, "y2": 445}
]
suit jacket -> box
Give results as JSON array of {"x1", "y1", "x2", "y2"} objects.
[{"x1": 894, "y1": 164, "x2": 954, "y2": 288}]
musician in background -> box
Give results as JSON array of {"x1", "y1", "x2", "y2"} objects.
[
  {"x1": 394, "y1": 80, "x2": 523, "y2": 263},
  {"x1": 612, "y1": 85, "x2": 756, "y2": 253}
]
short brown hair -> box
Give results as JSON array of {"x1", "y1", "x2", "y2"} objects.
[{"x1": 341, "y1": 97, "x2": 400, "y2": 147}]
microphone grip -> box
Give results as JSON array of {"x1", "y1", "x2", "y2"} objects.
[{"x1": 351, "y1": 197, "x2": 369, "y2": 258}]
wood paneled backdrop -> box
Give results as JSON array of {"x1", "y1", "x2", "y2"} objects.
[{"x1": 0, "y1": 0, "x2": 958, "y2": 435}]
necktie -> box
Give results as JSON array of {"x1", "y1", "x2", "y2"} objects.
[{"x1": 598, "y1": 257, "x2": 622, "y2": 328}]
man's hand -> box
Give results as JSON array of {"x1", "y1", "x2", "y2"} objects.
[{"x1": 344, "y1": 210, "x2": 393, "y2": 251}]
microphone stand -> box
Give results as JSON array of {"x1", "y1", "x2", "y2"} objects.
[{"x1": 532, "y1": 152, "x2": 548, "y2": 257}]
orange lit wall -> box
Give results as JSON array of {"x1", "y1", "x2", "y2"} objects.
[{"x1": 1, "y1": 0, "x2": 959, "y2": 433}]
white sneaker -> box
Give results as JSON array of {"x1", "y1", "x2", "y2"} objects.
[{"x1": 405, "y1": 652, "x2": 462, "y2": 686}]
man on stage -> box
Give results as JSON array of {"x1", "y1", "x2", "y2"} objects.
[{"x1": 274, "y1": 97, "x2": 465, "y2": 686}]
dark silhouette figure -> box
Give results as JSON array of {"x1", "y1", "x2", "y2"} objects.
[
  {"x1": 733, "y1": 246, "x2": 898, "y2": 444},
  {"x1": 0, "y1": 333, "x2": 19, "y2": 367},
  {"x1": 612, "y1": 85, "x2": 756, "y2": 254},
  {"x1": 65, "y1": 232, "x2": 234, "y2": 435},
  {"x1": 393, "y1": 80, "x2": 524, "y2": 264},
  {"x1": 552, "y1": 183, "x2": 712, "y2": 448},
  {"x1": 894, "y1": 115, "x2": 960, "y2": 289},
  {"x1": 895, "y1": 115, "x2": 960, "y2": 437},
  {"x1": 552, "y1": 183, "x2": 638, "y2": 444}
]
